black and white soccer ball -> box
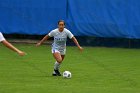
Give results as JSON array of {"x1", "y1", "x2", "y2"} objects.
[{"x1": 63, "y1": 71, "x2": 72, "y2": 78}]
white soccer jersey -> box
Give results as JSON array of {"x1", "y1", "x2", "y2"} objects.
[
  {"x1": 48, "y1": 28, "x2": 74, "y2": 50},
  {"x1": 0, "y1": 32, "x2": 5, "y2": 42}
]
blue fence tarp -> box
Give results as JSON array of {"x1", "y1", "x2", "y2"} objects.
[
  {"x1": 0, "y1": 0, "x2": 67, "y2": 35},
  {"x1": 0, "y1": 0, "x2": 140, "y2": 39}
]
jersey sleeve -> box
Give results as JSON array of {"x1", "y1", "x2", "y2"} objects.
[
  {"x1": 48, "y1": 30, "x2": 55, "y2": 37},
  {"x1": 0, "y1": 32, "x2": 5, "y2": 42},
  {"x1": 67, "y1": 30, "x2": 74, "y2": 39}
]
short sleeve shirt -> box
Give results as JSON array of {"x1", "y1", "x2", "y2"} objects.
[
  {"x1": 48, "y1": 28, "x2": 74, "y2": 50},
  {"x1": 0, "y1": 32, "x2": 5, "y2": 42}
]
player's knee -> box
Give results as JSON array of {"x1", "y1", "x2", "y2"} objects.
[{"x1": 57, "y1": 58, "x2": 63, "y2": 63}]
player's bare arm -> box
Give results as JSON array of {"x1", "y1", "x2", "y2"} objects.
[
  {"x1": 2, "y1": 40, "x2": 25, "y2": 56},
  {"x1": 71, "y1": 36, "x2": 83, "y2": 51},
  {"x1": 36, "y1": 35, "x2": 50, "y2": 46}
]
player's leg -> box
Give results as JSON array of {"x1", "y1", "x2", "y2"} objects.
[
  {"x1": 61, "y1": 55, "x2": 65, "y2": 61},
  {"x1": 52, "y1": 50, "x2": 62, "y2": 76},
  {"x1": 53, "y1": 52, "x2": 63, "y2": 63},
  {"x1": 52, "y1": 50, "x2": 65, "y2": 76},
  {"x1": 56, "y1": 55, "x2": 65, "y2": 70},
  {"x1": 54, "y1": 55, "x2": 65, "y2": 70}
]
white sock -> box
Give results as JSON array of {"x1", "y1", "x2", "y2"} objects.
[{"x1": 54, "y1": 61, "x2": 61, "y2": 70}]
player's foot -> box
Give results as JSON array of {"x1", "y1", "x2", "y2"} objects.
[
  {"x1": 52, "y1": 69, "x2": 61, "y2": 76},
  {"x1": 52, "y1": 73, "x2": 57, "y2": 76}
]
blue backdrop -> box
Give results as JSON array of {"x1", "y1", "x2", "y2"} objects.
[
  {"x1": 0, "y1": 0, "x2": 67, "y2": 35},
  {"x1": 0, "y1": 0, "x2": 140, "y2": 38}
]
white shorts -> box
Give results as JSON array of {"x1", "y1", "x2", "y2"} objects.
[{"x1": 52, "y1": 49, "x2": 66, "y2": 55}]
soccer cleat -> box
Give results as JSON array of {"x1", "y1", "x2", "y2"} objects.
[
  {"x1": 52, "y1": 73, "x2": 57, "y2": 76},
  {"x1": 53, "y1": 69, "x2": 61, "y2": 76}
]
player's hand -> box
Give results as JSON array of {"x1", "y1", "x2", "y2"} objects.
[
  {"x1": 18, "y1": 51, "x2": 26, "y2": 56},
  {"x1": 36, "y1": 42, "x2": 41, "y2": 47},
  {"x1": 78, "y1": 46, "x2": 83, "y2": 52}
]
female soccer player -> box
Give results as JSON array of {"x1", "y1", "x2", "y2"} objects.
[
  {"x1": 0, "y1": 32, "x2": 25, "y2": 56},
  {"x1": 36, "y1": 20, "x2": 83, "y2": 76}
]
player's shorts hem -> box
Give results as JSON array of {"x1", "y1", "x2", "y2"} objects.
[{"x1": 52, "y1": 49, "x2": 66, "y2": 55}]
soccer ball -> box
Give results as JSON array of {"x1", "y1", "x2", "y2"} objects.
[{"x1": 63, "y1": 71, "x2": 72, "y2": 78}]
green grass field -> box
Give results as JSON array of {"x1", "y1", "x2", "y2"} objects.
[{"x1": 0, "y1": 44, "x2": 140, "y2": 93}]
